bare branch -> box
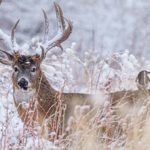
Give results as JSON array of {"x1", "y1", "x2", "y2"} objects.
[
  {"x1": 0, "y1": 29, "x2": 12, "y2": 50},
  {"x1": 11, "y1": 19, "x2": 20, "y2": 50}
]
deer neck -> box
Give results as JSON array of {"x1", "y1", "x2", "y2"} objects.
[
  {"x1": 36, "y1": 71, "x2": 58, "y2": 102},
  {"x1": 33, "y1": 71, "x2": 60, "y2": 117}
]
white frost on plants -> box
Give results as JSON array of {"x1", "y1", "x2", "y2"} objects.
[{"x1": 0, "y1": 43, "x2": 150, "y2": 148}]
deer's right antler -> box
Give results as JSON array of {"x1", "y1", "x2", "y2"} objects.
[
  {"x1": 11, "y1": 19, "x2": 20, "y2": 50},
  {"x1": 42, "y1": 9, "x2": 49, "y2": 43},
  {"x1": 42, "y1": 2, "x2": 73, "y2": 56}
]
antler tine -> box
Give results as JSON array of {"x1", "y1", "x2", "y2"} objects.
[
  {"x1": 42, "y1": 9, "x2": 49, "y2": 43},
  {"x1": 11, "y1": 19, "x2": 20, "y2": 50},
  {"x1": 45, "y1": 2, "x2": 73, "y2": 55},
  {"x1": 54, "y1": 2, "x2": 65, "y2": 32},
  {"x1": 40, "y1": 45, "x2": 45, "y2": 61}
]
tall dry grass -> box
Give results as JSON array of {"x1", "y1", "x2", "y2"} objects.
[{"x1": 1, "y1": 86, "x2": 150, "y2": 150}]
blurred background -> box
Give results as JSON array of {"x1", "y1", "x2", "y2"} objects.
[{"x1": 0, "y1": 0, "x2": 149, "y2": 58}]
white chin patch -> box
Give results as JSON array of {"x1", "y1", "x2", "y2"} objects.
[
  {"x1": 25, "y1": 61, "x2": 30, "y2": 64},
  {"x1": 14, "y1": 88, "x2": 36, "y2": 103}
]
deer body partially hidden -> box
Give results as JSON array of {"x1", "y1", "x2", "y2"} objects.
[
  {"x1": 13, "y1": 69, "x2": 95, "y2": 138},
  {"x1": 13, "y1": 67, "x2": 150, "y2": 139}
]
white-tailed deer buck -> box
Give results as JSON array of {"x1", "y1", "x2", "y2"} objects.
[
  {"x1": 0, "y1": 2, "x2": 150, "y2": 141},
  {"x1": 0, "y1": 3, "x2": 98, "y2": 139}
]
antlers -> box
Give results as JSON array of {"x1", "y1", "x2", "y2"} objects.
[
  {"x1": 42, "y1": 2, "x2": 73, "y2": 56},
  {"x1": 0, "y1": 2, "x2": 72, "y2": 61},
  {"x1": 42, "y1": 9, "x2": 49, "y2": 43},
  {"x1": 11, "y1": 19, "x2": 20, "y2": 50}
]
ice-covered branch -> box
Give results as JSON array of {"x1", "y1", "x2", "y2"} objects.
[
  {"x1": 0, "y1": 29, "x2": 12, "y2": 51},
  {"x1": 0, "y1": 29, "x2": 19, "y2": 51}
]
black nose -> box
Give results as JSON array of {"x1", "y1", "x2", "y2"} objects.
[{"x1": 18, "y1": 78, "x2": 28, "y2": 90}]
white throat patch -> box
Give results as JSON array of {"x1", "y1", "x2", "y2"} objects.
[{"x1": 13, "y1": 88, "x2": 36, "y2": 103}]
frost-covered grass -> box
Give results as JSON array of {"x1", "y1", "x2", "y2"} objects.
[{"x1": 0, "y1": 43, "x2": 150, "y2": 149}]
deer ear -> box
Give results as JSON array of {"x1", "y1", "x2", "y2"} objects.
[{"x1": 0, "y1": 49, "x2": 14, "y2": 65}]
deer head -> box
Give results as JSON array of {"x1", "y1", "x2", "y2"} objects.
[{"x1": 0, "y1": 2, "x2": 72, "y2": 92}]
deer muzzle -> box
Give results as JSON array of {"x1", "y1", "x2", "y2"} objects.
[{"x1": 18, "y1": 78, "x2": 28, "y2": 90}]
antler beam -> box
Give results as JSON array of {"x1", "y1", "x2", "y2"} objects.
[
  {"x1": 43, "y1": 2, "x2": 73, "y2": 56},
  {"x1": 11, "y1": 19, "x2": 20, "y2": 50}
]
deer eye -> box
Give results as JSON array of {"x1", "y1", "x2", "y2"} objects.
[
  {"x1": 14, "y1": 66, "x2": 19, "y2": 72},
  {"x1": 31, "y1": 67, "x2": 36, "y2": 72}
]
